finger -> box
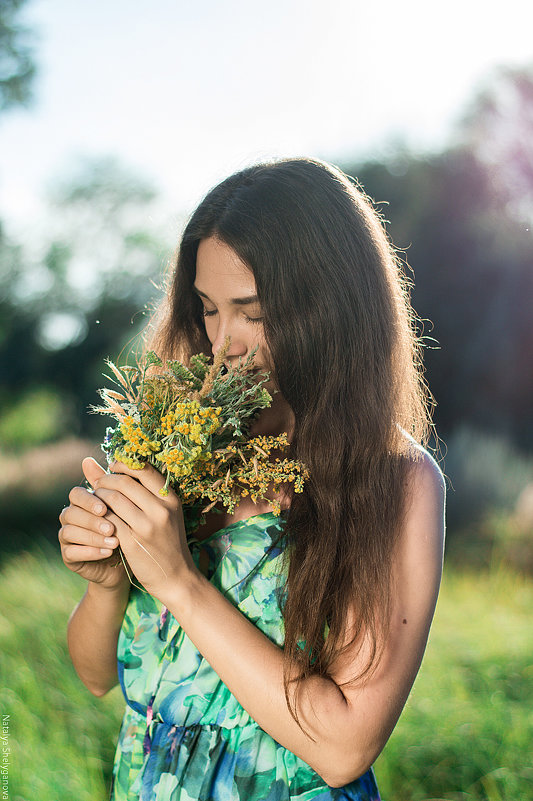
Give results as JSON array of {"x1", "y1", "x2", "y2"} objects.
[
  {"x1": 93, "y1": 484, "x2": 146, "y2": 532},
  {"x1": 59, "y1": 520, "x2": 119, "y2": 548},
  {"x1": 67, "y1": 485, "x2": 109, "y2": 516},
  {"x1": 95, "y1": 472, "x2": 168, "y2": 521},
  {"x1": 60, "y1": 504, "x2": 116, "y2": 536},
  {"x1": 82, "y1": 456, "x2": 108, "y2": 490},
  {"x1": 109, "y1": 459, "x2": 170, "y2": 499},
  {"x1": 62, "y1": 542, "x2": 118, "y2": 563}
]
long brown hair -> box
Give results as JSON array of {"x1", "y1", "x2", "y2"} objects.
[{"x1": 148, "y1": 157, "x2": 437, "y2": 730}]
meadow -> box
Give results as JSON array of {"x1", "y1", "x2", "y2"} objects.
[{"x1": 1, "y1": 538, "x2": 532, "y2": 801}]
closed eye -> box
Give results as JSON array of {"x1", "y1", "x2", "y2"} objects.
[{"x1": 201, "y1": 307, "x2": 263, "y2": 324}]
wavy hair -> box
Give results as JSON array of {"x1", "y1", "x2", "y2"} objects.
[{"x1": 147, "y1": 157, "x2": 437, "y2": 730}]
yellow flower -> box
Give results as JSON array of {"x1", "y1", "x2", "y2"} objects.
[{"x1": 114, "y1": 449, "x2": 143, "y2": 469}]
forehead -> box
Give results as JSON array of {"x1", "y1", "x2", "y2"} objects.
[{"x1": 195, "y1": 237, "x2": 256, "y2": 293}]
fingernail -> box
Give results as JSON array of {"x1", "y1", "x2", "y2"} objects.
[
  {"x1": 94, "y1": 503, "x2": 105, "y2": 514},
  {"x1": 100, "y1": 521, "x2": 112, "y2": 534},
  {"x1": 100, "y1": 548, "x2": 112, "y2": 556},
  {"x1": 104, "y1": 537, "x2": 117, "y2": 546}
]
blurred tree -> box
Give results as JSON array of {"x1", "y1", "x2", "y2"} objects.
[
  {"x1": 0, "y1": 157, "x2": 171, "y2": 445},
  {"x1": 0, "y1": 0, "x2": 37, "y2": 111},
  {"x1": 342, "y1": 133, "x2": 533, "y2": 452},
  {"x1": 41, "y1": 155, "x2": 166, "y2": 315}
]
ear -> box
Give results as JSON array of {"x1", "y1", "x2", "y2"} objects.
[{"x1": 82, "y1": 457, "x2": 107, "y2": 489}]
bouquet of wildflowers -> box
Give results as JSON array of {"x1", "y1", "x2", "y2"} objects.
[{"x1": 91, "y1": 338, "x2": 307, "y2": 524}]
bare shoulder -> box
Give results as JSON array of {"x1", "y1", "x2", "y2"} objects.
[
  {"x1": 396, "y1": 438, "x2": 447, "y2": 614},
  {"x1": 398, "y1": 426, "x2": 445, "y2": 487},
  {"x1": 397, "y1": 427, "x2": 446, "y2": 518},
  {"x1": 403, "y1": 437, "x2": 446, "y2": 522}
]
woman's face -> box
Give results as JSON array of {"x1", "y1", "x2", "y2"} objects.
[{"x1": 194, "y1": 236, "x2": 271, "y2": 374}]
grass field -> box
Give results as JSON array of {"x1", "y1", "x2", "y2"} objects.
[{"x1": 1, "y1": 540, "x2": 532, "y2": 801}]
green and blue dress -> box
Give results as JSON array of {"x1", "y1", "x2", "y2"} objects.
[{"x1": 110, "y1": 511, "x2": 381, "y2": 800}]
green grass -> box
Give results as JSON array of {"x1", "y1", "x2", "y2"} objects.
[
  {"x1": 0, "y1": 542, "x2": 124, "y2": 801},
  {"x1": 1, "y1": 542, "x2": 532, "y2": 801},
  {"x1": 374, "y1": 566, "x2": 533, "y2": 800}
]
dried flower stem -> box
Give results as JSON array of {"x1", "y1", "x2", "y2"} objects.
[{"x1": 198, "y1": 336, "x2": 231, "y2": 398}]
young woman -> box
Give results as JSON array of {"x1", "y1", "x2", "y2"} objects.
[{"x1": 60, "y1": 157, "x2": 446, "y2": 801}]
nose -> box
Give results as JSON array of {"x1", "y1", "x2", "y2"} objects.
[{"x1": 210, "y1": 318, "x2": 248, "y2": 363}]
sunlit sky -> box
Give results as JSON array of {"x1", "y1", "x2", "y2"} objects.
[{"x1": 1, "y1": 0, "x2": 532, "y2": 238}]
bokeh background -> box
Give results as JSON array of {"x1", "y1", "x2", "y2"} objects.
[{"x1": 1, "y1": 1, "x2": 533, "y2": 799}]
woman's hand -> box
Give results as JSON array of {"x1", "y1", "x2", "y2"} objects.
[
  {"x1": 91, "y1": 457, "x2": 195, "y2": 600},
  {"x1": 59, "y1": 458, "x2": 129, "y2": 592}
]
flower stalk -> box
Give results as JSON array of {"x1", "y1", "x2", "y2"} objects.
[{"x1": 91, "y1": 340, "x2": 308, "y2": 520}]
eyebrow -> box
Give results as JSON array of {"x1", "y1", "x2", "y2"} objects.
[{"x1": 193, "y1": 286, "x2": 260, "y2": 306}]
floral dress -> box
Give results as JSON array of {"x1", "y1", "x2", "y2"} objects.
[{"x1": 110, "y1": 511, "x2": 381, "y2": 801}]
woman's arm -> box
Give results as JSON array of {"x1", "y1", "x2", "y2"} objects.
[
  {"x1": 164, "y1": 453, "x2": 444, "y2": 785},
  {"x1": 68, "y1": 581, "x2": 131, "y2": 697},
  {"x1": 60, "y1": 459, "x2": 131, "y2": 697},
  {"x1": 93, "y1": 451, "x2": 445, "y2": 786}
]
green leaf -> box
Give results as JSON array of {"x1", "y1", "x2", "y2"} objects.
[
  {"x1": 166, "y1": 360, "x2": 201, "y2": 386},
  {"x1": 145, "y1": 351, "x2": 163, "y2": 367},
  {"x1": 189, "y1": 353, "x2": 210, "y2": 380}
]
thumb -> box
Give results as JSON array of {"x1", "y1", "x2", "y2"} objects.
[{"x1": 82, "y1": 456, "x2": 107, "y2": 489}]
